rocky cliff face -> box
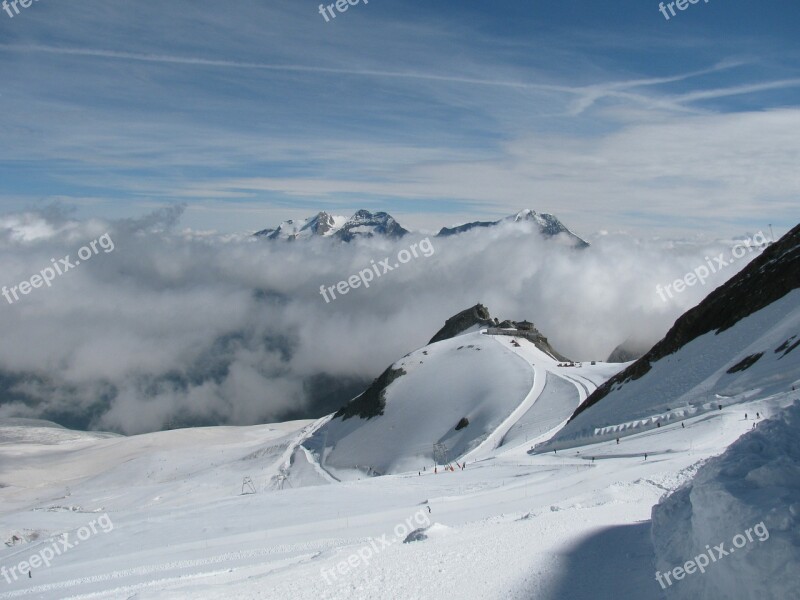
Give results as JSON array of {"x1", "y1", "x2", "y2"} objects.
[{"x1": 606, "y1": 337, "x2": 652, "y2": 363}]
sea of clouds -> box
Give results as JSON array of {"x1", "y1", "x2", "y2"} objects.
[{"x1": 0, "y1": 206, "x2": 764, "y2": 434}]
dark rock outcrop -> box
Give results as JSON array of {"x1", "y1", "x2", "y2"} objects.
[
  {"x1": 429, "y1": 304, "x2": 495, "y2": 344},
  {"x1": 333, "y1": 366, "x2": 407, "y2": 420}
]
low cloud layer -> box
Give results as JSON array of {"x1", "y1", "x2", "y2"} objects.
[{"x1": 0, "y1": 207, "x2": 766, "y2": 434}]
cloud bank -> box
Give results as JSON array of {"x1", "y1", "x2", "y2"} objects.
[{"x1": 0, "y1": 208, "x2": 765, "y2": 433}]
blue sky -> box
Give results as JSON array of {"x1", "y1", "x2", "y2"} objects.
[{"x1": 0, "y1": 0, "x2": 798, "y2": 236}]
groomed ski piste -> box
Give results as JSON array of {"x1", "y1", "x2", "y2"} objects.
[
  {"x1": 1, "y1": 304, "x2": 798, "y2": 599},
  {"x1": 303, "y1": 329, "x2": 626, "y2": 478}
]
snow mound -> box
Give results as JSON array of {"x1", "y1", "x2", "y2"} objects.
[
  {"x1": 651, "y1": 400, "x2": 800, "y2": 599},
  {"x1": 402, "y1": 522, "x2": 453, "y2": 543},
  {"x1": 0, "y1": 419, "x2": 120, "y2": 445}
]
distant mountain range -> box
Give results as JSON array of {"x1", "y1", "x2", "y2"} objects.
[
  {"x1": 255, "y1": 208, "x2": 588, "y2": 246},
  {"x1": 254, "y1": 209, "x2": 408, "y2": 242}
]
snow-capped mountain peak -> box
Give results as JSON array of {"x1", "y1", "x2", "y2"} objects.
[
  {"x1": 333, "y1": 209, "x2": 409, "y2": 242},
  {"x1": 254, "y1": 209, "x2": 407, "y2": 241},
  {"x1": 437, "y1": 209, "x2": 589, "y2": 247},
  {"x1": 253, "y1": 211, "x2": 349, "y2": 241}
]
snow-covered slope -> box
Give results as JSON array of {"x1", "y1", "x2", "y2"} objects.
[
  {"x1": 2, "y1": 366, "x2": 799, "y2": 598},
  {"x1": 303, "y1": 328, "x2": 624, "y2": 477},
  {"x1": 3, "y1": 386, "x2": 796, "y2": 598},
  {"x1": 541, "y1": 289, "x2": 800, "y2": 450},
  {"x1": 0, "y1": 419, "x2": 319, "y2": 517},
  {"x1": 0, "y1": 419, "x2": 120, "y2": 446}
]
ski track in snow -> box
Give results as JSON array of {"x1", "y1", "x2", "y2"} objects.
[
  {"x1": 461, "y1": 337, "x2": 542, "y2": 461},
  {"x1": 5, "y1": 551, "x2": 322, "y2": 599}
]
